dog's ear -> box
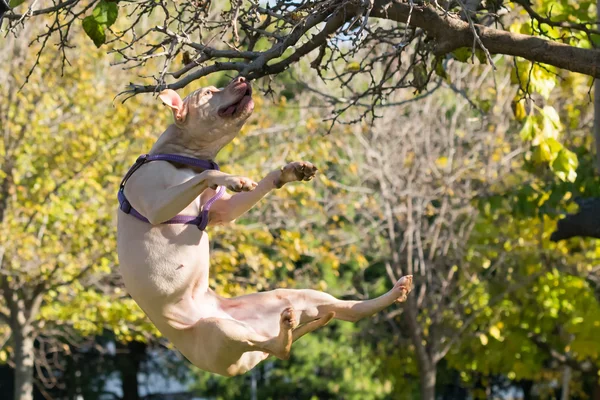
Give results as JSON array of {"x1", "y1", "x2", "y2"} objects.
[{"x1": 159, "y1": 89, "x2": 187, "y2": 124}]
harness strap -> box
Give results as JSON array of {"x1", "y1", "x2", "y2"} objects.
[{"x1": 118, "y1": 153, "x2": 224, "y2": 231}]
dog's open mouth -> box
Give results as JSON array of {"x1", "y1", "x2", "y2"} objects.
[{"x1": 218, "y1": 84, "x2": 253, "y2": 117}]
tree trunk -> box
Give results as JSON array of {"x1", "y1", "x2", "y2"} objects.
[
  {"x1": 250, "y1": 368, "x2": 257, "y2": 400},
  {"x1": 595, "y1": 82, "x2": 600, "y2": 173},
  {"x1": 519, "y1": 380, "x2": 534, "y2": 400},
  {"x1": 12, "y1": 325, "x2": 35, "y2": 400},
  {"x1": 404, "y1": 300, "x2": 437, "y2": 400},
  {"x1": 595, "y1": 0, "x2": 600, "y2": 173},
  {"x1": 560, "y1": 365, "x2": 571, "y2": 400},
  {"x1": 420, "y1": 367, "x2": 437, "y2": 400},
  {"x1": 116, "y1": 340, "x2": 146, "y2": 400},
  {"x1": 593, "y1": 377, "x2": 600, "y2": 400}
]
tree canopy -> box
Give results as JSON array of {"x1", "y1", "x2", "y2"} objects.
[
  {"x1": 3, "y1": 1, "x2": 600, "y2": 94},
  {"x1": 5, "y1": 0, "x2": 600, "y2": 240}
]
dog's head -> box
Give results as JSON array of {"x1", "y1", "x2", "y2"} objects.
[{"x1": 159, "y1": 77, "x2": 254, "y2": 152}]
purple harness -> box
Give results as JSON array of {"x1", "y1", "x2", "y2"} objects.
[{"x1": 118, "y1": 153, "x2": 225, "y2": 231}]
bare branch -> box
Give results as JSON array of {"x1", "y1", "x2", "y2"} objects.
[{"x1": 5, "y1": 0, "x2": 79, "y2": 20}]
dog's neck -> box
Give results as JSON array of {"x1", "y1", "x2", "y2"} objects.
[{"x1": 151, "y1": 125, "x2": 220, "y2": 160}]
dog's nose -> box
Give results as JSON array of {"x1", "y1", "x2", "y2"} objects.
[{"x1": 233, "y1": 76, "x2": 246, "y2": 84}]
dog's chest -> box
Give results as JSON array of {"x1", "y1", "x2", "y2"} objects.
[{"x1": 118, "y1": 219, "x2": 211, "y2": 297}]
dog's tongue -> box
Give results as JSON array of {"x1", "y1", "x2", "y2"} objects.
[{"x1": 220, "y1": 105, "x2": 236, "y2": 116}]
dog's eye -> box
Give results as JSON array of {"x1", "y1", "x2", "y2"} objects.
[{"x1": 194, "y1": 90, "x2": 211, "y2": 101}]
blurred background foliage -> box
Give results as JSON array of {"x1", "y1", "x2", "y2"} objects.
[{"x1": 2, "y1": 1, "x2": 600, "y2": 399}]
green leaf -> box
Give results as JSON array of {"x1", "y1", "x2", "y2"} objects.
[
  {"x1": 544, "y1": 137, "x2": 562, "y2": 155},
  {"x1": 412, "y1": 62, "x2": 428, "y2": 90},
  {"x1": 8, "y1": 0, "x2": 26, "y2": 8},
  {"x1": 433, "y1": 57, "x2": 449, "y2": 81},
  {"x1": 488, "y1": 195, "x2": 503, "y2": 213},
  {"x1": 542, "y1": 106, "x2": 561, "y2": 128},
  {"x1": 551, "y1": 148, "x2": 579, "y2": 182},
  {"x1": 532, "y1": 143, "x2": 551, "y2": 163},
  {"x1": 474, "y1": 49, "x2": 487, "y2": 64},
  {"x1": 519, "y1": 116, "x2": 536, "y2": 141},
  {"x1": 541, "y1": 105, "x2": 561, "y2": 139},
  {"x1": 510, "y1": 60, "x2": 557, "y2": 99},
  {"x1": 92, "y1": 0, "x2": 118, "y2": 27},
  {"x1": 451, "y1": 47, "x2": 472, "y2": 63},
  {"x1": 83, "y1": 16, "x2": 106, "y2": 48}
]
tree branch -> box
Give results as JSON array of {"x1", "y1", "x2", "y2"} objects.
[
  {"x1": 370, "y1": 1, "x2": 600, "y2": 78},
  {"x1": 551, "y1": 198, "x2": 600, "y2": 241},
  {"x1": 247, "y1": 4, "x2": 353, "y2": 79},
  {"x1": 122, "y1": 2, "x2": 341, "y2": 95},
  {"x1": 5, "y1": 0, "x2": 79, "y2": 20},
  {"x1": 513, "y1": 0, "x2": 600, "y2": 37}
]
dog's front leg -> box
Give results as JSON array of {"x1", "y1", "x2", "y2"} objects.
[
  {"x1": 209, "y1": 161, "x2": 317, "y2": 225},
  {"x1": 128, "y1": 169, "x2": 257, "y2": 224}
]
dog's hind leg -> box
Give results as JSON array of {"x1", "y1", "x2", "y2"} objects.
[
  {"x1": 223, "y1": 309, "x2": 332, "y2": 374},
  {"x1": 173, "y1": 308, "x2": 299, "y2": 377},
  {"x1": 219, "y1": 307, "x2": 297, "y2": 361},
  {"x1": 292, "y1": 312, "x2": 335, "y2": 342},
  {"x1": 226, "y1": 351, "x2": 271, "y2": 376},
  {"x1": 293, "y1": 275, "x2": 412, "y2": 323},
  {"x1": 221, "y1": 311, "x2": 331, "y2": 375},
  {"x1": 222, "y1": 276, "x2": 413, "y2": 329},
  {"x1": 222, "y1": 308, "x2": 300, "y2": 375}
]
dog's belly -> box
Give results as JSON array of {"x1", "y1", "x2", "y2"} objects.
[
  {"x1": 117, "y1": 211, "x2": 251, "y2": 373},
  {"x1": 117, "y1": 213, "x2": 215, "y2": 325}
]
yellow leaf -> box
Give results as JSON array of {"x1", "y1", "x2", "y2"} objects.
[
  {"x1": 345, "y1": 62, "x2": 361, "y2": 73},
  {"x1": 479, "y1": 333, "x2": 489, "y2": 346},
  {"x1": 489, "y1": 325, "x2": 501, "y2": 340},
  {"x1": 512, "y1": 99, "x2": 527, "y2": 121}
]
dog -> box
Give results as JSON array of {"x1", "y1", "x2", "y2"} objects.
[{"x1": 117, "y1": 77, "x2": 413, "y2": 377}]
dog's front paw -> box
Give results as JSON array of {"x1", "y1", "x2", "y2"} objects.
[
  {"x1": 393, "y1": 275, "x2": 413, "y2": 303},
  {"x1": 212, "y1": 175, "x2": 257, "y2": 192},
  {"x1": 280, "y1": 307, "x2": 298, "y2": 330},
  {"x1": 276, "y1": 161, "x2": 318, "y2": 188}
]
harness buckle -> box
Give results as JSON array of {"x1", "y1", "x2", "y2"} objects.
[
  {"x1": 196, "y1": 210, "x2": 209, "y2": 231},
  {"x1": 119, "y1": 193, "x2": 132, "y2": 214},
  {"x1": 136, "y1": 154, "x2": 149, "y2": 164}
]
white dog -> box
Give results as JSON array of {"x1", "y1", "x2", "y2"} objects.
[{"x1": 117, "y1": 77, "x2": 413, "y2": 377}]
